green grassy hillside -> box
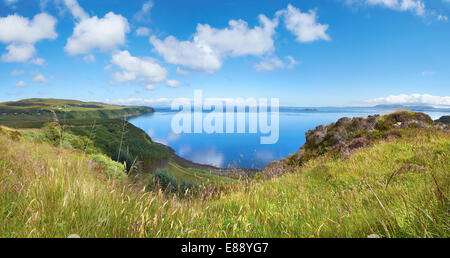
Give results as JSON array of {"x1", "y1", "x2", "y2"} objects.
[
  {"x1": 0, "y1": 98, "x2": 154, "y2": 127},
  {"x1": 0, "y1": 99, "x2": 222, "y2": 187},
  {"x1": 1, "y1": 123, "x2": 448, "y2": 237}
]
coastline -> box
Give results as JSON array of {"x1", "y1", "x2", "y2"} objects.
[{"x1": 153, "y1": 142, "x2": 260, "y2": 178}]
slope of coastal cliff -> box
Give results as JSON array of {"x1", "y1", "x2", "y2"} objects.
[{"x1": 0, "y1": 108, "x2": 448, "y2": 237}]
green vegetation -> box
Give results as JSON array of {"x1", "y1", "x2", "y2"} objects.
[
  {"x1": 436, "y1": 116, "x2": 450, "y2": 124},
  {"x1": 0, "y1": 98, "x2": 229, "y2": 191},
  {"x1": 89, "y1": 153, "x2": 127, "y2": 179},
  {"x1": 63, "y1": 118, "x2": 169, "y2": 171},
  {"x1": 0, "y1": 123, "x2": 448, "y2": 237},
  {"x1": 0, "y1": 98, "x2": 153, "y2": 128}
]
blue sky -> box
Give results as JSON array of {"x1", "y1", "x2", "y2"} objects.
[{"x1": 0, "y1": 0, "x2": 449, "y2": 107}]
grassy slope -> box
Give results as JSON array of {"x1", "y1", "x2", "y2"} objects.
[
  {"x1": 167, "y1": 161, "x2": 235, "y2": 185},
  {"x1": 1, "y1": 128, "x2": 448, "y2": 237},
  {"x1": 0, "y1": 99, "x2": 224, "y2": 186},
  {"x1": 64, "y1": 119, "x2": 169, "y2": 170}
]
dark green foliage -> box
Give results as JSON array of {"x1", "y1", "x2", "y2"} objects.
[
  {"x1": 436, "y1": 116, "x2": 450, "y2": 124},
  {"x1": 151, "y1": 168, "x2": 198, "y2": 196},
  {"x1": 42, "y1": 122, "x2": 62, "y2": 145},
  {"x1": 153, "y1": 168, "x2": 178, "y2": 191},
  {"x1": 66, "y1": 119, "x2": 169, "y2": 172},
  {"x1": 0, "y1": 98, "x2": 169, "y2": 174}
]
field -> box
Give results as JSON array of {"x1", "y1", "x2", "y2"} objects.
[{"x1": 1, "y1": 126, "x2": 448, "y2": 237}]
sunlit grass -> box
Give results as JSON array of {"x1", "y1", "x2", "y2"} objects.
[{"x1": 0, "y1": 128, "x2": 448, "y2": 237}]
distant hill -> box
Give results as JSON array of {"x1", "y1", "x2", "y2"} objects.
[
  {"x1": 0, "y1": 98, "x2": 154, "y2": 127},
  {"x1": 374, "y1": 104, "x2": 450, "y2": 112}
]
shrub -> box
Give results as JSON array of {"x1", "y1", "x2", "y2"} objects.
[
  {"x1": 42, "y1": 122, "x2": 62, "y2": 145},
  {"x1": 89, "y1": 153, "x2": 127, "y2": 179},
  {"x1": 61, "y1": 132, "x2": 99, "y2": 154},
  {"x1": 152, "y1": 168, "x2": 178, "y2": 191}
]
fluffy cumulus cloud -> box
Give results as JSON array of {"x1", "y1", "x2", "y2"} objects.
[
  {"x1": 150, "y1": 14, "x2": 279, "y2": 73},
  {"x1": 368, "y1": 94, "x2": 450, "y2": 106},
  {"x1": 14, "y1": 80, "x2": 26, "y2": 88},
  {"x1": 166, "y1": 79, "x2": 181, "y2": 88},
  {"x1": 32, "y1": 73, "x2": 48, "y2": 83},
  {"x1": 150, "y1": 4, "x2": 326, "y2": 73},
  {"x1": 111, "y1": 50, "x2": 167, "y2": 84},
  {"x1": 0, "y1": 13, "x2": 57, "y2": 62},
  {"x1": 31, "y1": 57, "x2": 46, "y2": 66},
  {"x1": 64, "y1": 0, "x2": 129, "y2": 55},
  {"x1": 277, "y1": 4, "x2": 330, "y2": 43}
]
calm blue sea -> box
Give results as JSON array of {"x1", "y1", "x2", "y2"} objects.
[{"x1": 128, "y1": 107, "x2": 449, "y2": 169}]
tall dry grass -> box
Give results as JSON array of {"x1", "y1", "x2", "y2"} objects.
[{"x1": 0, "y1": 128, "x2": 448, "y2": 237}]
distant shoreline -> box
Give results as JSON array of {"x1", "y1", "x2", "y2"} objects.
[{"x1": 153, "y1": 142, "x2": 260, "y2": 178}]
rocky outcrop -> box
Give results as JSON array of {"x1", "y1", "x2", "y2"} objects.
[
  {"x1": 261, "y1": 111, "x2": 448, "y2": 179},
  {"x1": 435, "y1": 116, "x2": 450, "y2": 125}
]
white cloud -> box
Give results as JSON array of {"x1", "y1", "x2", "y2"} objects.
[
  {"x1": 368, "y1": 93, "x2": 450, "y2": 106},
  {"x1": 145, "y1": 84, "x2": 155, "y2": 91},
  {"x1": 14, "y1": 80, "x2": 26, "y2": 88},
  {"x1": 111, "y1": 50, "x2": 167, "y2": 84},
  {"x1": 254, "y1": 57, "x2": 285, "y2": 71},
  {"x1": 254, "y1": 56, "x2": 299, "y2": 72},
  {"x1": 166, "y1": 79, "x2": 181, "y2": 88},
  {"x1": 136, "y1": 27, "x2": 150, "y2": 36},
  {"x1": 4, "y1": 0, "x2": 18, "y2": 6},
  {"x1": 2, "y1": 44, "x2": 36, "y2": 62},
  {"x1": 0, "y1": 13, "x2": 57, "y2": 62},
  {"x1": 32, "y1": 73, "x2": 48, "y2": 83},
  {"x1": 366, "y1": 0, "x2": 426, "y2": 16},
  {"x1": 278, "y1": 4, "x2": 330, "y2": 43},
  {"x1": 437, "y1": 14, "x2": 448, "y2": 21},
  {"x1": 150, "y1": 35, "x2": 222, "y2": 73},
  {"x1": 176, "y1": 67, "x2": 190, "y2": 76},
  {"x1": 31, "y1": 57, "x2": 46, "y2": 66},
  {"x1": 11, "y1": 69, "x2": 24, "y2": 75},
  {"x1": 83, "y1": 54, "x2": 95, "y2": 63},
  {"x1": 286, "y1": 55, "x2": 300, "y2": 68},
  {"x1": 0, "y1": 13, "x2": 57, "y2": 43},
  {"x1": 150, "y1": 13, "x2": 279, "y2": 73},
  {"x1": 133, "y1": 1, "x2": 153, "y2": 23},
  {"x1": 104, "y1": 97, "x2": 171, "y2": 105},
  {"x1": 421, "y1": 71, "x2": 436, "y2": 76},
  {"x1": 191, "y1": 148, "x2": 224, "y2": 167},
  {"x1": 64, "y1": 0, "x2": 129, "y2": 55},
  {"x1": 63, "y1": 0, "x2": 89, "y2": 20},
  {"x1": 344, "y1": 0, "x2": 426, "y2": 16}
]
